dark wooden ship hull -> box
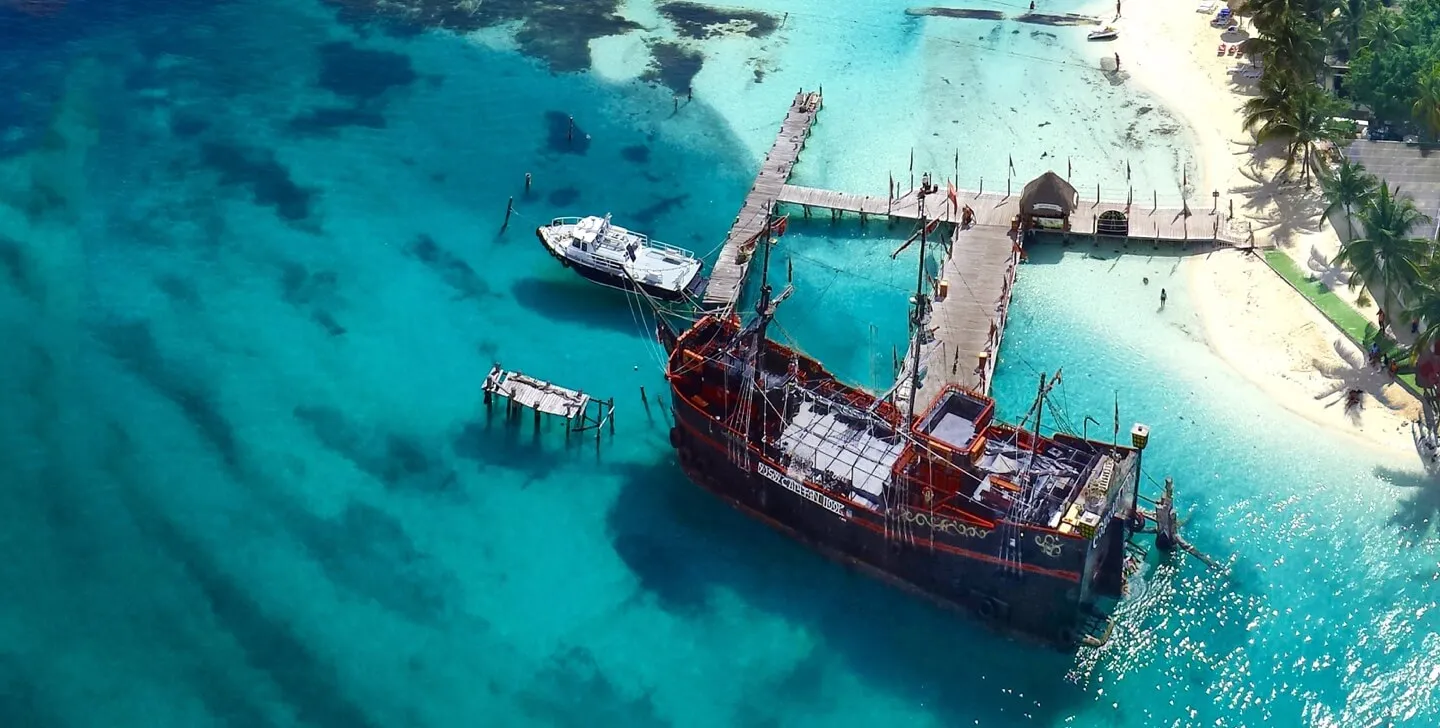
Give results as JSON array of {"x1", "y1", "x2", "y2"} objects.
[{"x1": 668, "y1": 393, "x2": 1136, "y2": 648}]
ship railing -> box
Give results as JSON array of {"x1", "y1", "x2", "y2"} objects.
[
  {"x1": 547, "y1": 216, "x2": 586, "y2": 226},
  {"x1": 597, "y1": 227, "x2": 699, "y2": 261}
]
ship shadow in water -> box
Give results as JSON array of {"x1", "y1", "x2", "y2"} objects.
[{"x1": 605, "y1": 457, "x2": 1083, "y2": 724}]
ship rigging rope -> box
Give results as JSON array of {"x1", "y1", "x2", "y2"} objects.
[{"x1": 623, "y1": 280, "x2": 671, "y2": 374}]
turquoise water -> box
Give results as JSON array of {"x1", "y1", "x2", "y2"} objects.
[{"x1": 1, "y1": 1, "x2": 1436, "y2": 726}]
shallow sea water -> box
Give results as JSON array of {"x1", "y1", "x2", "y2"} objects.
[{"x1": 0, "y1": 1, "x2": 1436, "y2": 726}]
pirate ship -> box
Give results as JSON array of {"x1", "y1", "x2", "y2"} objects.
[{"x1": 658, "y1": 178, "x2": 1171, "y2": 648}]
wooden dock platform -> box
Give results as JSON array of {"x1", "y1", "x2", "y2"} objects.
[
  {"x1": 703, "y1": 90, "x2": 823, "y2": 310},
  {"x1": 777, "y1": 185, "x2": 1252, "y2": 245},
  {"x1": 778, "y1": 184, "x2": 960, "y2": 224},
  {"x1": 483, "y1": 364, "x2": 614, "y2": 440},
  {"x1": 893, "y1": 223, "x2": 1021, "y2": 410}
]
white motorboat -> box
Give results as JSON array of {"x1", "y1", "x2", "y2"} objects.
[
  {"x1": 1088, "y1": 26, "x2": 1118, "y2": 40},
  {"x1": 536, "y1": 214, "x2": 708, "y2": 301}
]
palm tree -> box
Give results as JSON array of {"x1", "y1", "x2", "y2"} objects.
[
  {"x1": 1239, "y1": 10, "x2": 1328, "y2": 80},
  {"x1": 1326, "y1": 0, "x2": 1377, "y2": 61},
  {"x1": 1361, "y1": 10, "x2": 1406, "y2": 55},
  {"x1": 1243, "y1": 73, "x2": 1304, "y2": 136},
  {"x1": 1239, "y1": 0, "x2": 1329, "y2": 35},
  {"x1": 1320, "y1": 156, "x2": 1378, "y2": 238},
  {"x1": 1284, "y1": 87, "x2": 1346, "y2": 187},
  {"x1": 1244, "y1": 83, "x2": 1343, "y2": 186},
  {"x1": 1406, "y1": 281, "x2": 1440, "y2": 361},
  {"x1": 1413, "y1": 63, "x2": 1440, "y2": 139},
  {"x1": 1334, "y1": 183, "x2": 1433, "y2": 319}
]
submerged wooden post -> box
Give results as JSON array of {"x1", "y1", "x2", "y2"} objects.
[
  {"x1": 567, "y1": 115, "x2": 575, "y2": 142},
  {"x1": 524, "y1": 172, "x2": 532, "y2": 194},
  {"x1": 502, "y1": 196, "x2": 514, "y2": 231},
  {"x1": 609, "y1": 398, "x2": 616, "y2": 434}
]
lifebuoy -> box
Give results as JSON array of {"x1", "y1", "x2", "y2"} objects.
[{"x1": 977, "y1": 598, "x2": 997, "y2": 620}]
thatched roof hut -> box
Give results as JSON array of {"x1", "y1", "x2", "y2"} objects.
[{"x1": 1020, "y1": 172, "x2": 1078, "y2": 220}]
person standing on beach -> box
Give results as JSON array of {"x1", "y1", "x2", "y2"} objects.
[
  {"x1": 1114, "y1": 52, "x2": 1121, "y2": 71},
  {"x1": 1160, "y1": 288, "x2": 1167, "y2": 307},
  {"x1": 1115, "y1": 0, "x2": 1121, "y2": 17}
]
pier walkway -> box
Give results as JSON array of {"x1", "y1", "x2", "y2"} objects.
[
  {"x1": 704, "y1": 90, "x2": 822, "y2": 310},
  {"x1": 778, "y1": 184, "x2": 1251, "y2": 245},
  {"x1": 778, "y1": 184, "x2": 961, "y2": 224},
  {"x1": 893, "y1": 224, "x2": 1021, "y2": 409}
]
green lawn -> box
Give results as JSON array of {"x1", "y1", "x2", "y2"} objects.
[{"x1": 1260, "y1": 249, "x2": 1421, "y2": 393}]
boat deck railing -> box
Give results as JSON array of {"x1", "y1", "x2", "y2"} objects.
[{"x1": 546, "y1": 216, "x2": 699, "y2": 260}]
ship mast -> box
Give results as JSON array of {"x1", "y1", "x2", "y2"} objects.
[{"x1": 906, "y1": 173, "x2": 939, "y2": 421}]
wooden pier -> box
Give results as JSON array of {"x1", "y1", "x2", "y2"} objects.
[
  {"x1": 483, "y1": 364, "x2": 614, "y2": 440},
  {"x1": 781, "y1": 176, "x2": 1251, "y2": 413},
  {"x1": 778, "y1": 184, "x2": 1251, "y2": 245},
  {"x1": 704, "y1": 90, "x2": 823, "y2": 310},
  {"x1": 779, "y1": 184, "x2": 960, "y2": 224},
  {"x1": 893, "y1": 222, "x2": 1022, "y2": 409}
]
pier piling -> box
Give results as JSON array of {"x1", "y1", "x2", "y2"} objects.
[
  {"x1": 567, "y1": 115, "x2": 574, "y2": 143},
  {"x1": 524, "y1": 172, "x2": 532, "y2": 194},
  {"x1": 502, "y1": 196, "x2": 514, "y2": 231}
]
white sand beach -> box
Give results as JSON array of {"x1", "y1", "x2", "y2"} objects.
[{"x1": 1114, "y1": 0, "x2": 1424, "y2": 459}]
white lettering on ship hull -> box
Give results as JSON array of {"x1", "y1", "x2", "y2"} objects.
[{"x1": 757, "y1": 462, "x2": 847, "y2": 517}]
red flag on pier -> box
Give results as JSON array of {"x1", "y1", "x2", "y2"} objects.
[
  {"x1": 770, "y1": 215, "x2": 789, "y2": 237},
  {"x1": 924, "y1": 218, "x2": 940, "y2": 236},
  {"x1": 947, "y1": 180, "x2": 958, "y2": 211}
]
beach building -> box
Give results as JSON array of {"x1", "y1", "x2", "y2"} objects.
[{"x1": 1342, "y1": 140, "x2": 1440, "y2": 241}]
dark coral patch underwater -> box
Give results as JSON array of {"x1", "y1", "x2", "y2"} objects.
[{"x1": 321, "y1": 0, "x2": 639, "y2": 72}]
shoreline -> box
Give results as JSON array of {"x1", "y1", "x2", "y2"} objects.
[{"x1": 1112, "y1": 0, "x2": 1425, "y2": 462}]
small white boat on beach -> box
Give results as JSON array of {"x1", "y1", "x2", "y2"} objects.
[
  {"x1": 536, "y1": 214, "x2": 708, "y2": 302},
  {"x1": 1088, "y1": 26, "x2": 1119, "y2": 40}
]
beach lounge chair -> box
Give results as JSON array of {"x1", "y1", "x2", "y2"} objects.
[
  {"x1": 1196, "y1": 0, "x2": 1218, "y2": 12},
  {"x1": 1227, "y1": 44, "x2": 1238, "y2": 56}
]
